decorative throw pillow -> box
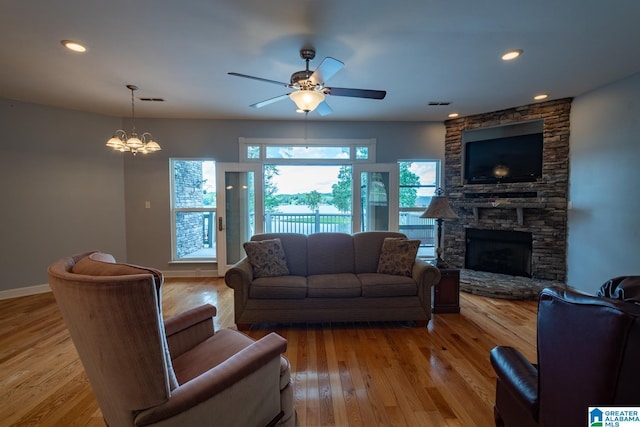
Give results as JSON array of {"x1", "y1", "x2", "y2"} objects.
[
  {"x1": 377, "y1": 237, "x2": 420, "y2": 276},
  {"x1": 243, "y1": 238, "x2": 290, "y2": 278}
]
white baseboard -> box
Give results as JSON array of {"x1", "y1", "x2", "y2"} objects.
[
  {"x1": 1, "y1": 269, "x2": 220, "y2": 301},
  {"x1": 159, "y1": 269, "x2": 220, "y2": 278},
  {"x1": 0, "y1": 283, "x2": 51, "y2": 300}
]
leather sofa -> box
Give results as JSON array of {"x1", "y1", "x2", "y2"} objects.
[
  {"x1": 224, "y1": 231, "x2": 441, "y2": 329},
  {"x1": 490, "y1": 284, "x2": 640, "y2": 427}
]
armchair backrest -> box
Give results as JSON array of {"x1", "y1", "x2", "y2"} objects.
[
  {"x1": 537, "y1": 287, "x2": 640, "y2": 427},
  {"x1": 48, "y1": 252, "x2": 178, "y2": 426}
]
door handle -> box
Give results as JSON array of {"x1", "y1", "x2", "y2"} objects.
[{"x1": 218, "y1": 217, "x2": 223, "y2": 231}]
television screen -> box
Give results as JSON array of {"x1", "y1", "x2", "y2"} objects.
[{"x1": 464, "y1": 133, "x2": 543, "y2": 184}]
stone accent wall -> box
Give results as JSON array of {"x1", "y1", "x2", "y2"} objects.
[{"x1": 443, "y1": 98, "x2": 572, "y2": 282}]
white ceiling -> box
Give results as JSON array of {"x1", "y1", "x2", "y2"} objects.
[{"x1": 1, "y1": 0, "x2": 639, "y2": 122}]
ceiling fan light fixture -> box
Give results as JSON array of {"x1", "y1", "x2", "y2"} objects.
[{"x1": 289, "y1": 90, "x2": 325, "y2": 113}]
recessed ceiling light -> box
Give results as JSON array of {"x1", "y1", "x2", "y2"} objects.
[
  {"x1": 61, "y1": 40, "x2": 86, "y2": 53},
  {"x1": 502, "y1": 49, "x2": 523, "y2": 61},
  {"x1": 448, "y1": 113, "x2": 459, "y2": 118},
  {"x1": 534, "y1": 94, "x2": 549, "y2": 100}
]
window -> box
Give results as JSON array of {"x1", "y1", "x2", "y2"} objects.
[
  {"x1": 239, "y1": 138, "x2": 375, "y2": 163},
  {"x1": 398, "y1": 161, "x2": 439, "y2": 258},
  {"x1": 170, "y1": 159, "x2": 216, "y2": 261},
  {"x1": 263, "y1": 164, "x2": 353, "y2": 234}
]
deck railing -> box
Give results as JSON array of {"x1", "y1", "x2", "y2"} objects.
[
  {"x1": 263, "y1": 212, "x2": 435, "y2": 244},
  {"x1": 184, "y1": 211, "x2": 436, "y2": 259},
  {"x1": 265, "y1": 212, "x2": 352, "y2": 234}
]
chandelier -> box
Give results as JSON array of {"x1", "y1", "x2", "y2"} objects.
[{"x1": 105, "y1": 85, "x2": 161, "y2": 155}]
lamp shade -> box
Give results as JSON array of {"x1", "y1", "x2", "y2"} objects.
[
  {"x1": 420, "y1": 193, "x2": 458, "y2": 219},
  {"x1": 144, "y1": 140, "x2": 161, "y2": 152},
  {"x1": 106, "y1": 136, "x2": 124, "y2": 149},
  {"x1": 289, "y1": 90, "x2": 325, "y2": 112}
]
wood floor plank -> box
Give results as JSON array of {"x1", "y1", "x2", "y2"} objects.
[{"x1": 0, "y1": 277, "x2": 538, "y2": 426}]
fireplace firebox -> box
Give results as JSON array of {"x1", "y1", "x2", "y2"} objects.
[{"x1": 465, "y1": 228, "x2": 532, "y2": 277}]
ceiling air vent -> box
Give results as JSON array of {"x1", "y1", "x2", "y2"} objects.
[
  {"x1": 139, "y1": 97, "x2": 165, "y2": 102},
  {"x1": 428, "y1": 101, "x2": 451, "y2": 106}
]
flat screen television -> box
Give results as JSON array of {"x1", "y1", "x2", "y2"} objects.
[{"x1": 464, "y1": 133, "x2": 543, "y2": 184}]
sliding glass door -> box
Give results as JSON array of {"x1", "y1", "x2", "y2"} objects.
[{"x1": 215, "y1": 163, "x2": 263, "y2": 274}]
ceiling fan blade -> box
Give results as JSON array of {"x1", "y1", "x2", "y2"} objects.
[
  {"x1": 250, "y1": 93, "x2": 290, "y2": 109},
  {"x1": 309, "y1": 57, "x2": 344, "y2": 86},
  {"x1": 315, "y1": 101, "x2": 333, "y2": 116},
  {"x1": 228, "y1": 72, "x2": 291, "y2": 88},
  {"x1": 324, "y1": 87, "x2": 387, "y2": 99}
]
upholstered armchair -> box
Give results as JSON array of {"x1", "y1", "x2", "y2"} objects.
[
  {"x1": 48, "y1": 251, "x2": 294, "y2": 427},
  {"x1": 490, "y1": 286, "x2": 640, "y2": 427}
]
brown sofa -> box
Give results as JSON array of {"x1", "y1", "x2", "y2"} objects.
[{"x1": 224, "y1": 231, "x2": 442, "y2": 329}]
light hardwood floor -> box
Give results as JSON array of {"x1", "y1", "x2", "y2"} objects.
[{"x1": 0, "y1": 278, "x2": 538, "y2": 427}]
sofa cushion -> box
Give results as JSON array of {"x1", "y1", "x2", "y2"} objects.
[
  {"x1": 249, "y1": 275, "x2": 308, "y2": 299},
  {"x1": 353, "y1": 231, "x2": 407, "y2": 273},
  {"x1": 308, "y1": 273, "x2": 361, "y2": 298},
  {"x1": 307, "y1": 233, "x2": 355, "y2": 275},
  {"x1": 243, "y1": 238, "x2": 290, "y2": 278},
  {"x1": 358, "y1": 273, "x2": 418, "y2": 297},
  {"x1": 251, "y1": 233, "x2": 308, "y2": 276},
  {"x1": 377, "y1": 238, "x2": 420, "y2": 276}
]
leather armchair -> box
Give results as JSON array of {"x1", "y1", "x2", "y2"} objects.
[
  {"x1": 597, "y1": 275, "x2": 640, "y2": 304},
  {"x1": 48, "y1": 251, "x2": 295, "y2": 427},
  {"x1": 490, "y1": 286, "x2": 640, "y2": 427}
]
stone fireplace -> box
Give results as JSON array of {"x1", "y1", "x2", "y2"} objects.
[{"x1": 443, "y1": 98, "x2": 572, "y2": 282}]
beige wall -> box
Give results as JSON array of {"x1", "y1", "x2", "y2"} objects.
[
  {"x1": 0, "y1": 99, "x2": 127, "y2": 293},
  {"x1": 567, "y1": 72, "x2": 640, "y2": 293}
]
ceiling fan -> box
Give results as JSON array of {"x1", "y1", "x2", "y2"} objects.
[{"x1": 228, "y1": 48, "x2": 386, "y2": 116}]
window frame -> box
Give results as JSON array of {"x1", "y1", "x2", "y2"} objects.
[
  {"x1": 169, "y1": 158, "x2": 217, "y2": 263},
  {"x1": 239, "y1": 137, "x2": 376, "y2": 164}
]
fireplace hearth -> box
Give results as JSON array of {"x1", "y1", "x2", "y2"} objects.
[{"x1": 465, "y1": 228, "x2": 532, "y2": 277}]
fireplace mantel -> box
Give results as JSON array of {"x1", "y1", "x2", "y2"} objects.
[{"x1": 454, "y1": 198, "x2": 566, "y2": 225}]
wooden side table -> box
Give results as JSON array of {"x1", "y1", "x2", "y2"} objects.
[{"x1": 432, "y1": 268, "x2": 460, "y2": 313}]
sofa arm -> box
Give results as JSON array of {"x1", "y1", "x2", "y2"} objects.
[
  {"x1": 165, "y1": 304, "x2": 217, "y2": 358},
  {"x1": 412, "y1": 258, "x2": 441, "y2": 303},
  {"x1": 134, "y1": 332, "x2": 288, "y2": 426},
  {"x1": 224, "y1": 258, "x2": 254, "y2": 320},
  {"x1": 490, "y1": 346, "x2": 539, "y2": 419},
  {"x1": 224, "y1": 258, "x2": 254, "y2": 291}
]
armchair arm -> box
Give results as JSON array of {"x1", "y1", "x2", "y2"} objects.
[
  {"x1": 134, "y1": 332, "x2": 287, "y2": 426},
  {"x1": 165, "y1": 304, "x2": 217, "y2": 358},
  {"x1": 490, "y1": 346, "x2": 539, "y2": 418}
]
